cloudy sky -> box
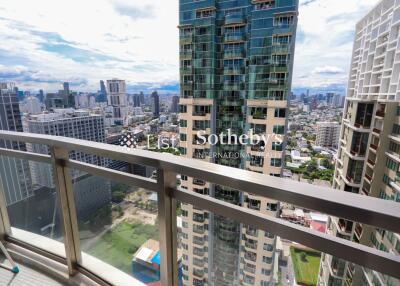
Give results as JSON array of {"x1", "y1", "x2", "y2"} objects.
[{"x1": 0, "y1": 0, "x2": 378, "y2": 94}]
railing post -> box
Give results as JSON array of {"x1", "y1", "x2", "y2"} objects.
[
  {"x1": 157, "y1": 169, "x2": 178, "y2": 286},
  {"x1": 0, "y1": 184, "x2": 11, "y2": 241},
  {"x1": 50, "y1": 147, "x2": 81, "y2": 275}
]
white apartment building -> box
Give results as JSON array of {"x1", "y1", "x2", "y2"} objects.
[
  {"x1": 319, "y1": 1, "x2": 400, "y2": 285},
  {"x1": 25, "y1": 109, "x2": 110, "y2": 218}
]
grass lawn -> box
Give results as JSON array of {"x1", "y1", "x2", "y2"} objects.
[
  {"x1": 87, "y1": 221, "x2": 159, "y2": 274},
  {"x1": 290, "y1": 247, "x2": 321, "y2": 286}
]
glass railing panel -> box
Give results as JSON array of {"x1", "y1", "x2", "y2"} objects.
[
  {"x1": 177, "y1": 200, "x2": 277, "y2": 286},
  {"x1": 177, "y1": 197, "x2": 400, "y2": 286},
  {"x1": 70, "y1": 169, "x2": 162, "y2": 285},
  {"x1": 1, "y1": 156, "x2": 65, "y2": 255}
]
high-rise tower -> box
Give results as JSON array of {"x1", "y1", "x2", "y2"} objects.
[
  {"x1": 0, "y1": 82, "x2": 33, "y2": 205},
  {"x1": 151, "y1": 91, "x2": 160, "y2": 118},
  {"x1": 106, "y1": 79, "x2": 127, "y2": 125},
  {"x1": 319, "y1": 1, "x2": 400, "y2": 285},
  {"x1": 178, "y1": 1, "x2": 298, "y2": 285}
]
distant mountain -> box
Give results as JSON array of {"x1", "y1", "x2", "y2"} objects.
[
  {"x1": 125, "y1": 82, "x2": 347, "y2": 96},
  {"x1": 292, "y1": 84, "x2": 347, "y2": 95},
  {"x1": 126, "y1": 82, "x2": 179, "y2": 94}
]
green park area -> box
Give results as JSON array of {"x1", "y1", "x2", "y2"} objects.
[
  {"x1": 87, "y1": 221, "x2": 159, "y2": 274},
  {"x1": 290, "y1": 247, "x2": 321, "y2": 286}
]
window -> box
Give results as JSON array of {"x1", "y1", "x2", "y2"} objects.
[
  {"x1": 266, "y1": 203, "x2": 278, "y2": 211},
  {"x1": 250, "y1": 156, "x2": 264, "y2": 167},
  {"x1": 193, "y1": 105, "x2": 211, "y2": 116},
  {"x1": 262, "y1": 256, "x2": 273, "y2": 264},
  {"x1": 197, "y1": 27, "x2": 208, "y2": 35},
  {"x1": 264, "y1": 231, "x2": 274, "y2": 238},
  {"x1": 273, "y1": 125, "x2": 285, "y2": 134},
  {"x1": 261, "y1": 268, "x2": 271, "y2": 276},
  {"x1": 393, "y1": 124, "x2": 400, "y2": 135},
  {"x1": 274, "y1": 108, "x2": 286, "y2": 118},
  {"x1": 386, "y1": 157, "x2": 398, "y2": 171},
  {"x1": 355, "y1": 103, "x2": 374, "y2": 128},
  {"x1": 182, "y1": 11, "x2": 192, "y2": 20},
  {"x1": 263, "y1": 243, "x2": 273, "y2": 251},
  {"x1": 270, "y1": 158, "x2": 282, "y2": 167},
  {"x1": 180, "y1": 119, "x2": 187, "y2": 127},
  {"x1": 383, "y1": 174, "x2": 391, "y2": 186},
  {"x1": 251, "y1": 124, "x2": 266, "y2": 134},
  {"x1": 193, "y1": 120, "x2": 210, "y2": 130},
  {"x1": 180, "y1": 134, "x2": 187, "y2": 142},
  {"x1": 274, "y1": 14, "x2": 294, "y2": 27},
  {"x1": 273, "y1": 35, "x2": 292, "y2": 45},
  {"x1": 196, "y1": 9, "x2": 214, "y2": 19},
  {"x1": 272, "y1": 142, "x2": 283, "y2": 151},
  {"x1": 254, "y1": 1, "x2": 275, "y2": 11},
  {"x1": 180, "y1": 147, "x2": 187, "y2": 155},
  {"x1": 396, "y1": 240, "x2": 400, "y2": 253},
  {"x1": 389, "y1": 141, "x2": 400, "y2": 155},
  {"x1": 181, "y1": 59, "x2": 191, "y2": 68},
  {"x1": 251, "y1": 107, "x2": 267, "y2": 119},
  {"x1": 180, "y1": 105, "x2": 187, "y2": 113}
]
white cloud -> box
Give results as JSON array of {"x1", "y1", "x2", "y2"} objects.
[
  {"x1": 0, "y1": 0, "x2": 380, "y2": 93},
  {"x1": 293, "y1": 0, "x2": 378, "y2": 91},
  {"x1": 0, "y1": 0, "x2": 179, "y2": 92},
  {"x1": 312, "y1": 66, "x2": 345, "y2": 75}
]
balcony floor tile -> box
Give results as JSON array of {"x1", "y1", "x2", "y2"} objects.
[{"x1": 0, "y1": 256, "x2": 63, "y2": 286}]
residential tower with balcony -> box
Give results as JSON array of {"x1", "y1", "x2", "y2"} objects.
[
  {"x1": 178, "y1": 0, "x2": 298, "y2": 285},
  {"x1": 319, "y1": 1, "x2": 400, "y2": 285}
]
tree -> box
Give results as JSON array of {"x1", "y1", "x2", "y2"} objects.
[
  {"x1": 306, "y1": 160, "x2": 318, "y2": 174},
  {"x1": 112, "y1": 191, "x2": 125, "y2": 203},
  {"x1": 320, "y1": 158, "x2": 332, "y2": 169}
]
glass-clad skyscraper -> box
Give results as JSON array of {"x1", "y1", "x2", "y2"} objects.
[{"x1": 178, "y1": 1, "x2": 298, "y2": 285}]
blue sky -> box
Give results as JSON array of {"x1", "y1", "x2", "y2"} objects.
[{"x1": 0, "y1": 0, "x2": 378, "y2": 94}]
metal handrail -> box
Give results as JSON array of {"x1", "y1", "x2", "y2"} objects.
[{"x1": 0, "y1": 130, "x2": 399, "y2": 283}]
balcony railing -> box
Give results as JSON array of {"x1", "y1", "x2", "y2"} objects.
[{"x1": 0, "y1": 131, "x2": 399, "y2": 286}]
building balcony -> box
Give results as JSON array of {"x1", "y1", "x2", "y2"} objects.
[
  {"x1": 223, "y1": 82, "x2": 245, "y2": 90},
  {"x1": 353, "y1": 122, "x2": 371, "y2": 129},
  {"x1": 224, "y1": 33, "x2": 245, "y2": 42},
  {"x1": 244, "y1": 241, "x2": 257, "y2": 250},
  {"x1": 373, "y1": 128, "x2": 381, "y2": 135},
  {"x1": 370, "y1": 143, "x2": 378, "y2": 150},
  {"x1": 243, "y1": 264, "x2": 256, "y2": 274},
  {"x1": 225, "y1": 14, "x2": 245, "y2": 25},
  {"x1": 223, "y1": 49, "x2": 245, "y2": 59},
  {"x1": 0, "y1": 131, "x2": 398, "y2": 286},
  {"x1": 179, "y1": 34, "x2": 193, "y2": 43},
  {"x1": 180, "y1": 66, "x2": 193, "y2": 74},
  {"x1": 223, "y1": 66, "x2": 245, "y2": 75},
  {"x1": 180, "y1": 50, "x2": 193, "y2": 58},
  {"x1": 365, "y1": 173, "x2": 373, "y2": 182}
]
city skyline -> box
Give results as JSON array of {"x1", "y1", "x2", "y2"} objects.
[
  {"x1": 0, "y1": 0, "x2": 378, "y2": 94},
  {"x1": 0, "y1": 0, "x2": 398, "y2": 285}
]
